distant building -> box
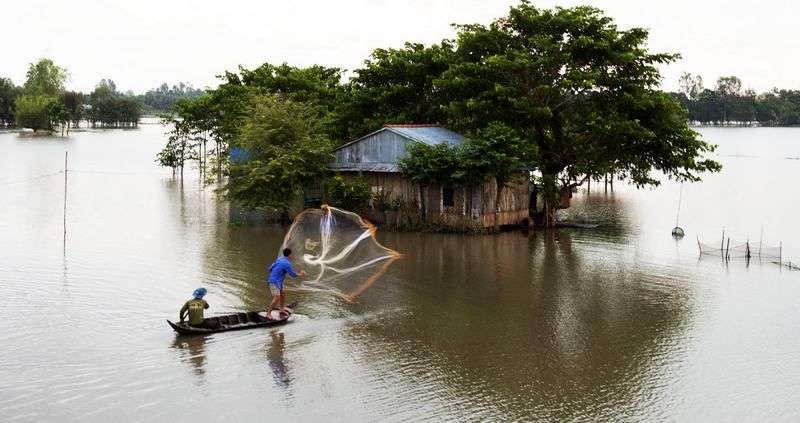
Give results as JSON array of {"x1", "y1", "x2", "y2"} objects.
[{"x1": 329, "y1": 124, "x2": 530, "y2": 230}]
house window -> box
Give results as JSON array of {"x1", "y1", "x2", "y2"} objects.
[{"x1": 443, "y1": 187, "x2": 455, "y2": 207}]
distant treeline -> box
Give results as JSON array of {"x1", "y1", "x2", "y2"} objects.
[
  {"x1": 136, "y1": 82, "x2": 205, "y2": 113},
  {"x1": 0, "y1": 59, "x2": 204, "y2": 131},
  {"x1": 673, "y1": 73, "x2": 800, "y2": 126}
]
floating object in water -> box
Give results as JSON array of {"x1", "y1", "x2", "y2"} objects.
[
  {"x1": 167, "y1": 302, "x2": 298, "y2": 335},
  {"x1": 672, "y1": 227, "x2": 685, "y2": 238}
]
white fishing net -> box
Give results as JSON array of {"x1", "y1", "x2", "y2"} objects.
[{"x1": 279, "y1": 205, "x2": 402, "y2": 301}]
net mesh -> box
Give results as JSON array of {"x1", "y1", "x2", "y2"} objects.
[
  {"x1": 280, "y1": 205, "x2": 402, "y2": 301},
  {"x1": 699, "y1": 240, "x2": 782, "y2": 259}
]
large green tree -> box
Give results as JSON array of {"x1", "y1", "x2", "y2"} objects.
[
  {"x1": 15, "y1": 58, "x2": 71, "y2": 132},
  {"x1": 438, "y1": 2, "x2": 720, "y2": 225},
  {"x1": 225, "y1": 94, "x2": 333, "y2": 219},
  {"x1": 23, "y1": 58, "x2": 68, "y2": 97}
]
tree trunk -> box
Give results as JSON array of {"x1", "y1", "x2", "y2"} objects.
[{"x1": 541, "y1": 173, "x2": 559, "y2": 228}]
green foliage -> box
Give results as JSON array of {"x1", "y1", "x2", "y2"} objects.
[
  {"x1": 61, "y1": 91, "x2": 83, "y2": 125},
  {"x1": 398, "y1": 122, "x2": 534, "y2": 230},
  {"x1": 324, "y1": 175, "x2": 373, "y2": 212},
  {"x1": 341, "y1": 42, "x2": 455, "y2": 140},
  {"x1": 677, "y1": 75, "x2": 800, "y2": 125},
  {"x1": 137, "y1": 82, "x2": 205, "y2": 112},
  {"x1": 435, "y1": 1, "x2": 719, "y2": 224},
  {"x1": 397, "y1": 142, "x2": 465, "y2": 186},
  {"x1": 156, "y1": 119, "x2": 192, "y2": 171},
  {"x1": 14, "y1": 95, "x2": 52, "y2": 130},
  {"x1": 24, "y1": 58, "x2": 68, "y2": 97},
  {"x1": 230, "y1": 62, "x2": 346, "y2": 142},
  {"x1": 46, "y1": 98, "x2": 68, "y2": 130},
  {"x1": 398, "y1": 123, "x2": 535, "y2": 189},
  {"x1": 88, "y1": 81, "x2": 141, "y2": 127},
  {"x1": 461, "y1": 123, "x2": 535, "y2": 188},
  {"x1": 225, "y1": 94, "x2": 333, "y2": 210},
  {"x1": 0, "y1": 77, "x2": 20, "y2": 127}
]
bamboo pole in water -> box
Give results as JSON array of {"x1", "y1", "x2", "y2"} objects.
[
  {"x1": 63, "y1": 152, "x2": 68, "y2": 251},
  {"x1": 721, "y1": 228, "x2": 725, "y2": 251},
  {"x1": 726, "y1": 238, "x2": 731, "y2": 261}
]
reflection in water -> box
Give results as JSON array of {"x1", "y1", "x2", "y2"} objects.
[
  {"x1": 266, "y1": 331, "x2": 291, "y2": 391},
  {"x1": 170, "y1": 335, "x2": 208, "y2": 384},
  {"x1": 349, "y1": 227, "x2": 696, "y2": 420},
  {"x1": 4, "y1": 127, "x2": 800, "y2": 421}
]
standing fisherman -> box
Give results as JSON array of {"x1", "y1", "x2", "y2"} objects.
[{"x1": 266, "y1": 248, "x2": 306, "y2": 319}]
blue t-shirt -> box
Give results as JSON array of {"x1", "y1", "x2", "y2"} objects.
[{"x1": 267, "y1": 257, "x2": 297, "y2": 289}]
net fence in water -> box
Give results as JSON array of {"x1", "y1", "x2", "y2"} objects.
[
  {"x1": 698, "y1": 239, "x2": 782, "y2": 259},
  {"x1": 280, "y1": 205, "x2": 402, "y2": 301}
]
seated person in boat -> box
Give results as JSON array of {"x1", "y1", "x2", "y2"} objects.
[
  {"x1": 267, "y1": 248, "x2": 306, "y2": 319},
  {"x1": 180, "y1": 288, "x2": 210, "y2": 327}
]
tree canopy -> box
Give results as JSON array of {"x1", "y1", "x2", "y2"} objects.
[
  {"x1": 432, "y1": 2, "x2": 720, "y2": 224},
  {"x1": 23, "y1": 58, "x2": 68, "y2": 97},
  {"x1": 225, "y1": 94, "x2": 333, "y2": 214}
]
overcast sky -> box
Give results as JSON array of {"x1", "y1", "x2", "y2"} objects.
[{"x1": 3, "y1": 0, "x2": 797, "y2": 94}]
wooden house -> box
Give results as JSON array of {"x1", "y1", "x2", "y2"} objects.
[{"x1": 329, "y1": 124, "x2": 530, "y2": 230}]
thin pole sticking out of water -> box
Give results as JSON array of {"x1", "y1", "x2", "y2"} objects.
[
  {"x1": 675, "y1": 183, "x2": 683, "y2": 228},
  {"x1": 63, "y1": 151, "x2": 68, "y2": 252}
]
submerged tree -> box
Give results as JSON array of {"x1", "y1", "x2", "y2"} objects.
[
  {"x1": 438, "y1": 2, "x2": 720, "y2": 225},
  {"x1": 225, "y1": 94, "x2": 333, "y2": 220},
  {"x1": 14, "y1": 95, "x2": 51, "y2": 130}
]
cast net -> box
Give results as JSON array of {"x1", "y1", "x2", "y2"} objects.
[{"x1": 279, "y1": 205, "x2": 402, "y2": 301}]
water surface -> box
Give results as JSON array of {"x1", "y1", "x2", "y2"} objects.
[{"x1": 1, "y1": 126, "x2": 800, "y2": 421}]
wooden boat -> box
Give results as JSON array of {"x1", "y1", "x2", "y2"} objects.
[{"x1": 167, "y1": 302, "x2": 298, "y2": 335}]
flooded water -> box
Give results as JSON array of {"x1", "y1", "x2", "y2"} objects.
[{"x1": 1, "y1": 125, "x2": 800, "y2": 421}]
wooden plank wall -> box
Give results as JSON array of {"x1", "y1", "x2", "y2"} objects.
[{"x1": 335, "y1": 172, "x2": 529, "y2": 230}]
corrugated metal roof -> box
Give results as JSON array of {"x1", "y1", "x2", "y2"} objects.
[
  {"x1": 332, "y1": 125, "x2": 466, "y2": 152},
  {"x1": 383, "y1": 125, "x2": 466, "y2": 147}
]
